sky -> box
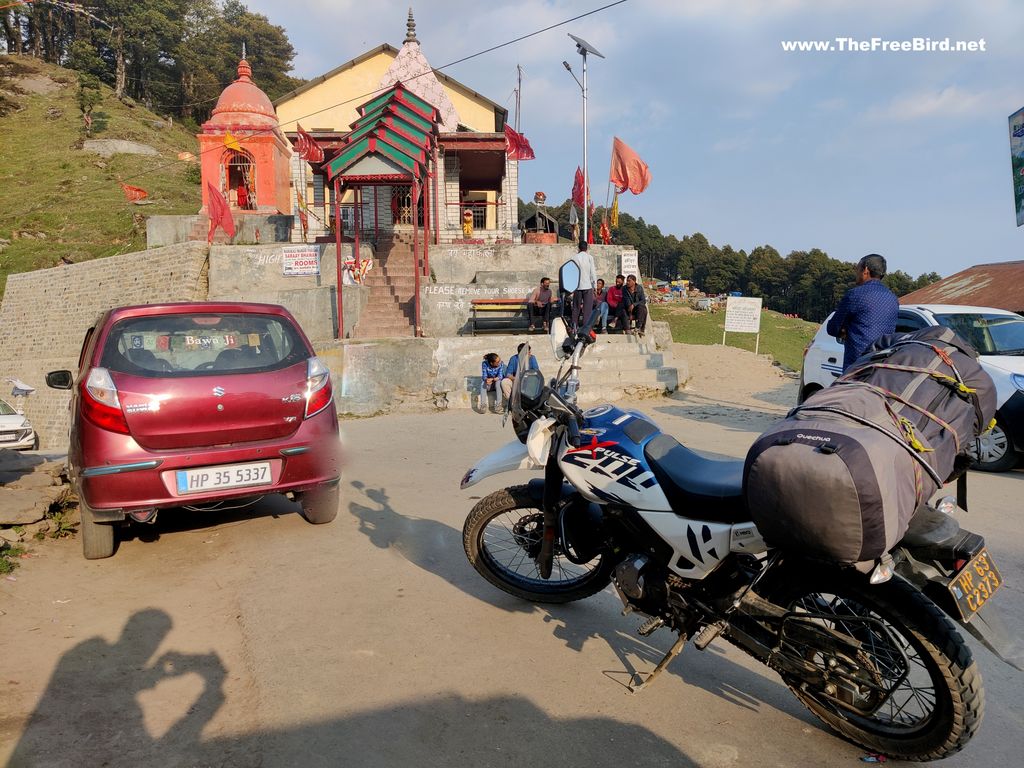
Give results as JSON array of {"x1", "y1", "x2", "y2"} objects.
[{"x1": 246, "y1": 0, "x2": 1023, "y2": 278}]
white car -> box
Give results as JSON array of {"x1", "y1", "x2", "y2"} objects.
[
  {"x1": 0, "y1": 398, "x2": 38, "y2": 450},
  {"x1": 800, "y1": 304, "x2": 1024, "y2": 472}
]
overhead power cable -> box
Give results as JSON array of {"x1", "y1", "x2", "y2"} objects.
[{"x1": 1, "y1": 0, "x2": 629, "y2": 225}]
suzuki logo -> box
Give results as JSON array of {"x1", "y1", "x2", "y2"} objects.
[{"x1": 212, "y1": 386, "x2": 225, "y2": 397}]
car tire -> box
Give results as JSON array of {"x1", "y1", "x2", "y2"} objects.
[
  {"x1": 299, "y1": 483, "x2": 339, "y2": 524},
  {"x1": 79, "y1": 500, "x2": 117, "y2": 560},
  {"x1": 799, "y1": 383, "x2": 823, "y2": 404},
  {"x1": 970, "y1": 418, "x2": 1018, "y2": 473},
  {"x1": 32, "y1": 434, "x2": 39, "y2": 450}
]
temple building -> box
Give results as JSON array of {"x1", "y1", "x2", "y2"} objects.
[
  {"x1": 197, "y1": 55, "x2": 292, "y2": 216},
  {"x1": 274, "y1": 9, "x2": 517, "y2": 244}
]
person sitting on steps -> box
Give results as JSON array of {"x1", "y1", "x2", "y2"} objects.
[
  {"x1": 479, "y1": 352, "x2": 505, "y2": 413},
  {"x1": 621, "y1": 274, "x2": 648, "y2": 337},
  {"x1": 527, "y1": 277, "x2": 554, "y2": 332}
]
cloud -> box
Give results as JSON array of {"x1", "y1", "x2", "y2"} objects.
[{"x1": 865, "y1": 85, "x2": 1018, "y2": 122}]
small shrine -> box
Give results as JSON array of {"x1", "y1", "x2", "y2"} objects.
[{"x1": 198, "y1": 53, "x2": 292, "y2": 215}]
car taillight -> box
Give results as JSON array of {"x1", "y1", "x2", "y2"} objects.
[
  {"x1": 304, "y1": 356, "x2": 333, "y2": 418},
  {"x1": 80, "y1": 367, "x2": 129, "y2": 434}
]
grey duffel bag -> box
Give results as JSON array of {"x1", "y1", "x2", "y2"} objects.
[{"x1": 744, "y1": 326, "x2": 996, "y2": 565}]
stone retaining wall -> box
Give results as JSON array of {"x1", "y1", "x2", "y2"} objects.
[{"x1": 0, "y1": 242, "x2": 210, "y2": 447}]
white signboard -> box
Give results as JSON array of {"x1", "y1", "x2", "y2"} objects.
[
  {"x1": 620, "y1": 249, "x2": 639, "y2": 278},
  {"x1": 282, "y1": 246, "x2": 320, "y2": 276},
  {"x1": 724, "y1": 296, "x2": 762, "y2": 333}
]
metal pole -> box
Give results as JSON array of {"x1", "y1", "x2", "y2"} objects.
[
  {"x1": 413, "y1": 179, "x2": 421, "y2": 336},
  {"x1": 582, "y1": 49, "x2": 588, "y2": 243},
  {"x1": 354, "y1": 186, "x2": 361, "y2": 284},
  {"x1": 334, "y1": 178, "x2": 344, "y2": 340}
]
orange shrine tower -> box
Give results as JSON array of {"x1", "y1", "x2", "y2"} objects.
[{"x1": 198, "y1": 54, "x2": 292, "y2": 216}]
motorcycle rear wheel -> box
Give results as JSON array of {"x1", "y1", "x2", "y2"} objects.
[
  {"x1": 463, "y1": 485, "x2": 614, "y2": 604},
  {"x1": 765, "y1": 571, "x2": 983, "y2": 761}
]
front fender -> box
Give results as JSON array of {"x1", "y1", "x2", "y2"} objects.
[{"x1": 460, "y1": 440, "x2": 541, "y2": 489}]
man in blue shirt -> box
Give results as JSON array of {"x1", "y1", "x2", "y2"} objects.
[
  {"x1": 500, "y1": 342, "x2": 541, "y2": 405},
  {"x1": 827, "y1": 254, "x2": 899, "y2": 371}
]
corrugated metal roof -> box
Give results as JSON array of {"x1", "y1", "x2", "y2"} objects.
[{"x1": 899, "y1": 261, "x2": 1024, "y2": 312}]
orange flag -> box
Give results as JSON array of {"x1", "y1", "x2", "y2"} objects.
[
  {"x1": 206, "y1": 182, "x2": 236, "y2": 242},
  {"x1": 609, "y1": 137, "x2": 651, "y2": 195},
  {"x1": 120, "y1": 183, "x2": 148, "y2": 202}
]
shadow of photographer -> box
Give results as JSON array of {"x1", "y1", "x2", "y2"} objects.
[{"x1": 8, "y1": 609, "x2": 225, "y2": 767}]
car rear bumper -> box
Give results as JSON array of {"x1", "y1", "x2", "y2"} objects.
[{"x1": 76, "y1": 409, "x2": 342, "y2": 514}]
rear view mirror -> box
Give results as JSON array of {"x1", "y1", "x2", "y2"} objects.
[
  {"x1": 46, "y1": 370, "x2": 73, "y2": 390},
  {"x1": 559, "y1": 259, "x2": 580, "y2": 293}
]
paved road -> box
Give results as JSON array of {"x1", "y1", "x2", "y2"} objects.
[{"x1": 2, "y1": 392, "x2": 1022, "y2": 767}]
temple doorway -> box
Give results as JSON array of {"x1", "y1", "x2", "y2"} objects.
[{"x1": 224, "y1": 149, "x2": 256, "y2": 210}]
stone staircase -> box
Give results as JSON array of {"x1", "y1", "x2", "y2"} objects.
[
  {"x1": 352, "y1": 233, "x2": 418, "y2": 339},
  {"x1": 575, "y1": 332, "x2": 679, "y2": 402}
]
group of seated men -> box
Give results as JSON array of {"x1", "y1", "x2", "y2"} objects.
[{"x1": 525, "y1": 273, "x2": 648, "y2": 336}]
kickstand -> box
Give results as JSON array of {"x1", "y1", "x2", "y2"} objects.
[{"x1": 628, "y1": 633, "x2": 687, "y2": 694}]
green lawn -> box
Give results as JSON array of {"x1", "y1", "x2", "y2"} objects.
[
  {"x1": 0, "y1": 56, "x2": 201, "y2": 299},
  {"x1": 651, "y1": 304, "x2": 819, "y2": 371}
]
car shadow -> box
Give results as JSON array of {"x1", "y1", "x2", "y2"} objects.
[
  {"x1": 116, "y1": 492, "x2": 302, "y2": 546},
  {"x1": 0, "y1": 448, "x2": 59, "y2": 485}
]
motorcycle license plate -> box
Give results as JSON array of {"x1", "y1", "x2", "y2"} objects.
[{"x1": 947, "y1": 548, "x2": 1002, "y2": 621}]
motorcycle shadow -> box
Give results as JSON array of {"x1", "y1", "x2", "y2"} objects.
[
  {"x1": 347, "y1": 480, "x2": 535, "y2": 614},
  {"x1": 347, "y1": 480, "x2": 816, "y2": 728},
  {"x1": 541, "y1": 593, "x2": 813, "y2": 721}
]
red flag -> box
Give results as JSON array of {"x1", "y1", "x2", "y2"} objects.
[
  {"x1": 504, "y1": 125, "x2": 535, "y2": 161},
  {"x1": 295, "y1": 123, "x2": 325, "y2": 163},
  {"x1": 206, "y1": 181, "x2": 236, "y2": 243},
  {"x1": 600, "y1": 218, "x2": 611, "y2": 245},
  {"x1": 587, "y1": 226, "x2": 595, "y2": 245},
  {"x1": 120, "y1": 183, "x2": 148, "y2": 202},
  {"x1": 571, "y1": 166, "x2": 585, "y2": 207},
  {"x1": 609, "y1": 137, "x2": 651, "y2": 195}
]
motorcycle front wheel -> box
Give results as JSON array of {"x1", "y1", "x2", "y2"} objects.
[
  {"x1": 463, "y1": 485, "x2": 614, "y2": 604},
  {"x1": 765, "y1": 571, "x2": 984, "y2": 761}
]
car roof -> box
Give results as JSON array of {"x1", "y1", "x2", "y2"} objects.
[{"x1": 903, "y1": 304, "x2": 1022, "y2": 317}]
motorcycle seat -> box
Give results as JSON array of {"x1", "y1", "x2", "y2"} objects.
[
  {"x1": 644, "y1": 434, "x2": 748, "y2": 523},
  {"x1": 898, "y1": 504, "x2": 961, "y2": 548}
]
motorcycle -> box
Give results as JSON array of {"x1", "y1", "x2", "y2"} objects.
[{"x1": 461, "y1": 318, "x2": 1023, "y2": 762}]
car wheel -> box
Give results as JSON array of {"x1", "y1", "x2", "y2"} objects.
[
  {"x1": 799, "y1": 383, "x2": 823, "y2": 404},
  {"x1": 32, "y1": 434, "x2": 39, "y2": 450},
  {"x1": 299, "y1": 483, "x2": 339, "y2": 524},
  {"x1": 79, "y1": 500, "x2": 117, "y2": 559},
  {"x1": 969, "y1": 419, "x2": 1018, "y2": 473}
]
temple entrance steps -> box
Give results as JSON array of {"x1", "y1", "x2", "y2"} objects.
[
  {"x1": 573, "y1": 332, "x2": 679, "y2": 399},
  {"x1": 350, "y1": 236, "x2": 420, "y2": 338}
]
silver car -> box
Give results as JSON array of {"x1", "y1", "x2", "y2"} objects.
[{"x1": 0, "y1": 398, "x2": 38, "y2": 450}]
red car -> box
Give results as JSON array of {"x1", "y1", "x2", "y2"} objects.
[{"x1": 46, "y1": 302, "x2": 342, "y2": 559}]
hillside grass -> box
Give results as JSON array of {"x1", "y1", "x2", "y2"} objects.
[
  {"x1": 0, "y1": 56, "x2": 202, "y2": 298},
  {"x1": 651, "y1": 303, "x2": 819, "y2": 371}
]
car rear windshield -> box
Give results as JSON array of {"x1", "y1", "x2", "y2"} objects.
[
  {"x1": 935, "y1": 313, "x2": 1024, "y2": 356},
  {"x1": 100, "y1": 313, "x2": 308, "y2": 377}
]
